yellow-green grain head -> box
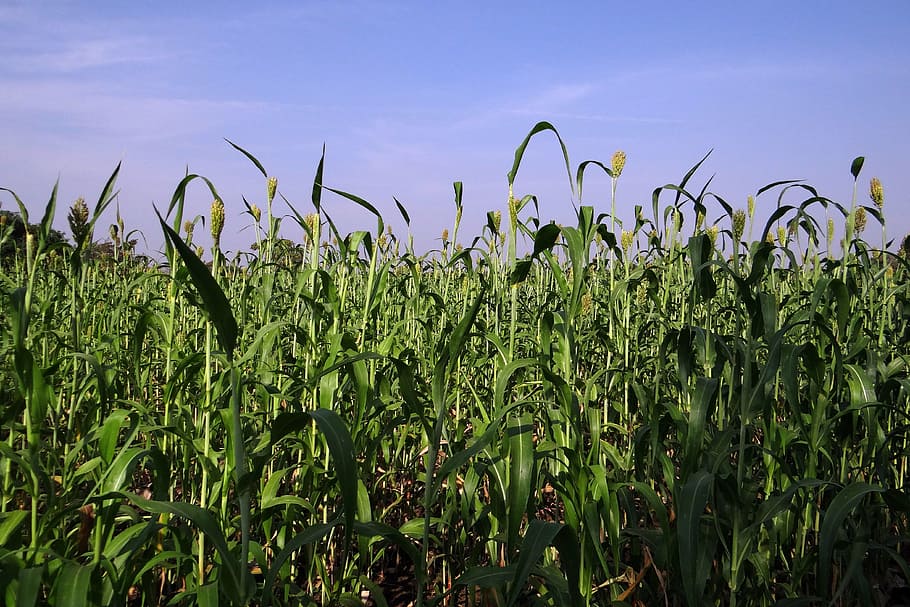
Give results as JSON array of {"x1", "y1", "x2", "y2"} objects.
[
  {"x1": 267, "y1": 176, "x2": 278, "y2": 205},
  {"x1": 611, "y1": 150, "x2": 626, "y2": 178},
  {"x1": 870, "y1": 177, "x2": 884, "y2": 209},
  {"x1": 854, "y1": 206, "x2": 867, "y2": 234},
  {"x1": 621, "y1": 229, "x2": 634, "y2": 254},
  {"x1": 492, "y1": 210, "x2": 502, "y2": 236},
  {"x1": 732, "y1": 209, "x2": 746, "y2": 242},
  {"x1": 508, "y1": 192, "x2": 520, "y2": 232},
  {"x1": 707, "y1": 225, "x2": 719, "y2": 248},
  {"x1": 210, "y1": 198, "x2": 225, "y2": 249}
]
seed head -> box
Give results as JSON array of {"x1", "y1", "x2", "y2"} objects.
[
  {"x1": 184, "y1": 221, "x2": 194, "y2": 239},
  {"x1": 611, "y1": 151, "x2": 626, "y2": 178},
  {"x1": 869, "y1": 177, "x2": 884, "y2": 209},
  {"x1": 777, "y1": 226, "x2": 787, "y2": 246},
  {"x1": 508, "y1": 193, "x2": 520, "y2": 229},
  {"x1": 732, "y1": 209, "x2": 746, "y2": 241},
  {"x1": 68, "y1": 197, "x2": 90, "y2": 244},
  {"x1": 25, "y1": 231, "x2": 35, "y2": 261},
  {"x1": 492, "y1": 210, "x2": 502, "y2": 235},
  {"x1": 707, "y1": 225, "x2": 719, "y2": 247},
  {"x1": 621, "y1": 229, "x2": 634, "y2": 253},
  {"x1": 441, "y1": 228, "x2": 449, "y2": 243},
  {"x1": 109, "y1": 224, "x2": 119, "y2": 240},
  {"x1": 747, "y1": 195, "x2": 755, "y2": 219},
  {"x1": 0, "y1": 214, "x2": 7, "y2": 228},
  {"x1": 854, "y1": 206, "x2": 867, "y2": 234},
  {"x1": 766, "y1": 231, "x2": 775, "y2": 245},
  {"x1": 250, "y1": 204, "x2": 262, "y2": 223},
  {"x1": 636, "y1": 282, "x2": 648, "y2": 306},
  {"x1": 695, "y1": 211, "x2": 705, "y2": 231},
  {"x1": 827, "y1": 218, "x2": 835, "y2": 244},
  {"x1": 581, "y1": 292, "x2": 593, "y2": 317},
  {"x1": 267, "y1": 176, "x2": 278, "y2": 204},
  {"x1": 210, "y1": 198, "x2": 225, "y2": 245},
  {"x1": 304, "y1": 213, "x2": 319, "y2": 238}
]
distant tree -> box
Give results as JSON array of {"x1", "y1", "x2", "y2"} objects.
[{"x1": 0, "y1": 209, "x2": 68, "y2": 260}]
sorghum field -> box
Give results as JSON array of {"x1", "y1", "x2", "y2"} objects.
[{"x1": 2, "y1": 123, "x2": 909, "y2": 606}]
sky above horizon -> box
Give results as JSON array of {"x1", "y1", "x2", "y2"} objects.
[{"x1": 2, "y1": 1, "x2": 908, "y2": 256}]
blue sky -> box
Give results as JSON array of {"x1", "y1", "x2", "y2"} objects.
[{"x1": 2, "y1": 1, "x2": 908, "y2": 255}]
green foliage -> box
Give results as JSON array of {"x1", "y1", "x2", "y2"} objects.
[{"x1": 1, "y1": 125, "x2": 909, "y2": 606}]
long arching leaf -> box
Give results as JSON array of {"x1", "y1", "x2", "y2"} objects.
[{"x1": 157, "y1": 210, "x2": 238, "y2": 360}]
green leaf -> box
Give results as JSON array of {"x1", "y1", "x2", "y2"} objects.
[
  {"x1": 677, "y1": 469, "x2": 713, "y2": 607},
  {"x1": 16, "y1": 565, "x2": 43, "y2": 607},
  {"x1": 507, "y1": 520, "x2": 563, "y2": 607},
  {"x1": 320, "y1": 185, "x2": 384, "y2": 234},
  {"x1": 435, "y1": 416, "x2": 503, "y2": 490},
  {"x1": 506, "y1": 413, "x2": 535, "y2": 554},
  {"x1": 0, "y1": 511, "x2": 28, "y2": 546},
  {"x1": 109, "y1": 492, "x2": 245, "y2": 601},
  {"x1": 818, "y1": 482, "x2": 884, "y2": 598},
  {"x1": 197, "y1": 581, "x2": 219, "y2": 607},
  {"x1": 684, "y1": 377, "x2": 719, "y2": 475},
  {"x1": 532, "y1": 223, "x2": 561, "y2": 257},
  {"x1": 844, "y1": 364, "x2": 877, "y2": 408},
  {"x1": 309, "y1": 408, "x2": 359, "y2": 558},
  {"x1": 164, "y1": 173, "x2": 220, "y2": 234},
  {"x1": 507, "y1": 121, "x2": 573, "y2": 196},
  {"x1": 575, "y1": 159, "x2": 613, "y2": 201},
  {"x1": 453, "y1": 181, "x2": 464, "y2": 210},
  {"x1": 393, "y1": 196, "x2": 410, "y2": 226},
  {"x1": 157, "y1": 210, "x2": 238, "y2": 360},
  {"x1": 446, "y1": 285, "x2": 485, "y2": 365},
  {"x1": 551, "y1": 525, "x2": 583, "y2": 607},
  {"x1": 262, "y1": 520, "x2": 339, "y2": 606},
  {"x1": 225, "y1": 139, "x2": 268, "y2": 178},
  {"x1": 98, "y1": 410, "x2": 129, "y2": 466},
  {"x1": 850, "y1": 156, "x2": 864, "y2": 180},
  {"x1": 38, "y1": 180, "x2": 59, "y2": 248},
  {"x1": 312, "y1": 144, "x2": 325, "y2": 211},
  {"x1": 453, "y1": 565, "x2": 516, "y2": 589},
  {"x1": 354, "y1": 521, "x2": 422, "y2": 582},
  {"x1": 509, "y1": 259, "x2": 533, "y2": 285},
  {"x1": 53, "y1": 562, "x2": 93, "y2": 607}
]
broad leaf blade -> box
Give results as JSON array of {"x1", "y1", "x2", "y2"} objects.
[{"x1": 158, "y1": 210, "x2": 238, "y2": 360}]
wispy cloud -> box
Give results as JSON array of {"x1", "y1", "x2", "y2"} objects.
[
  {"x1": 9, "y1": 36, "x2": 169, "y2": 73},
  {"x1": 512, "y1": 83, "x2": 597, "y2": 114},
  {"x1": 0, "y1": 77, "x2": 279, "y2": 144},
  {"x1": 0, "y1": 3, "x2": 280, "y2": 144},
  {"x1": 0, "y1": 4, "x2": 176, "y2": 75}
]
